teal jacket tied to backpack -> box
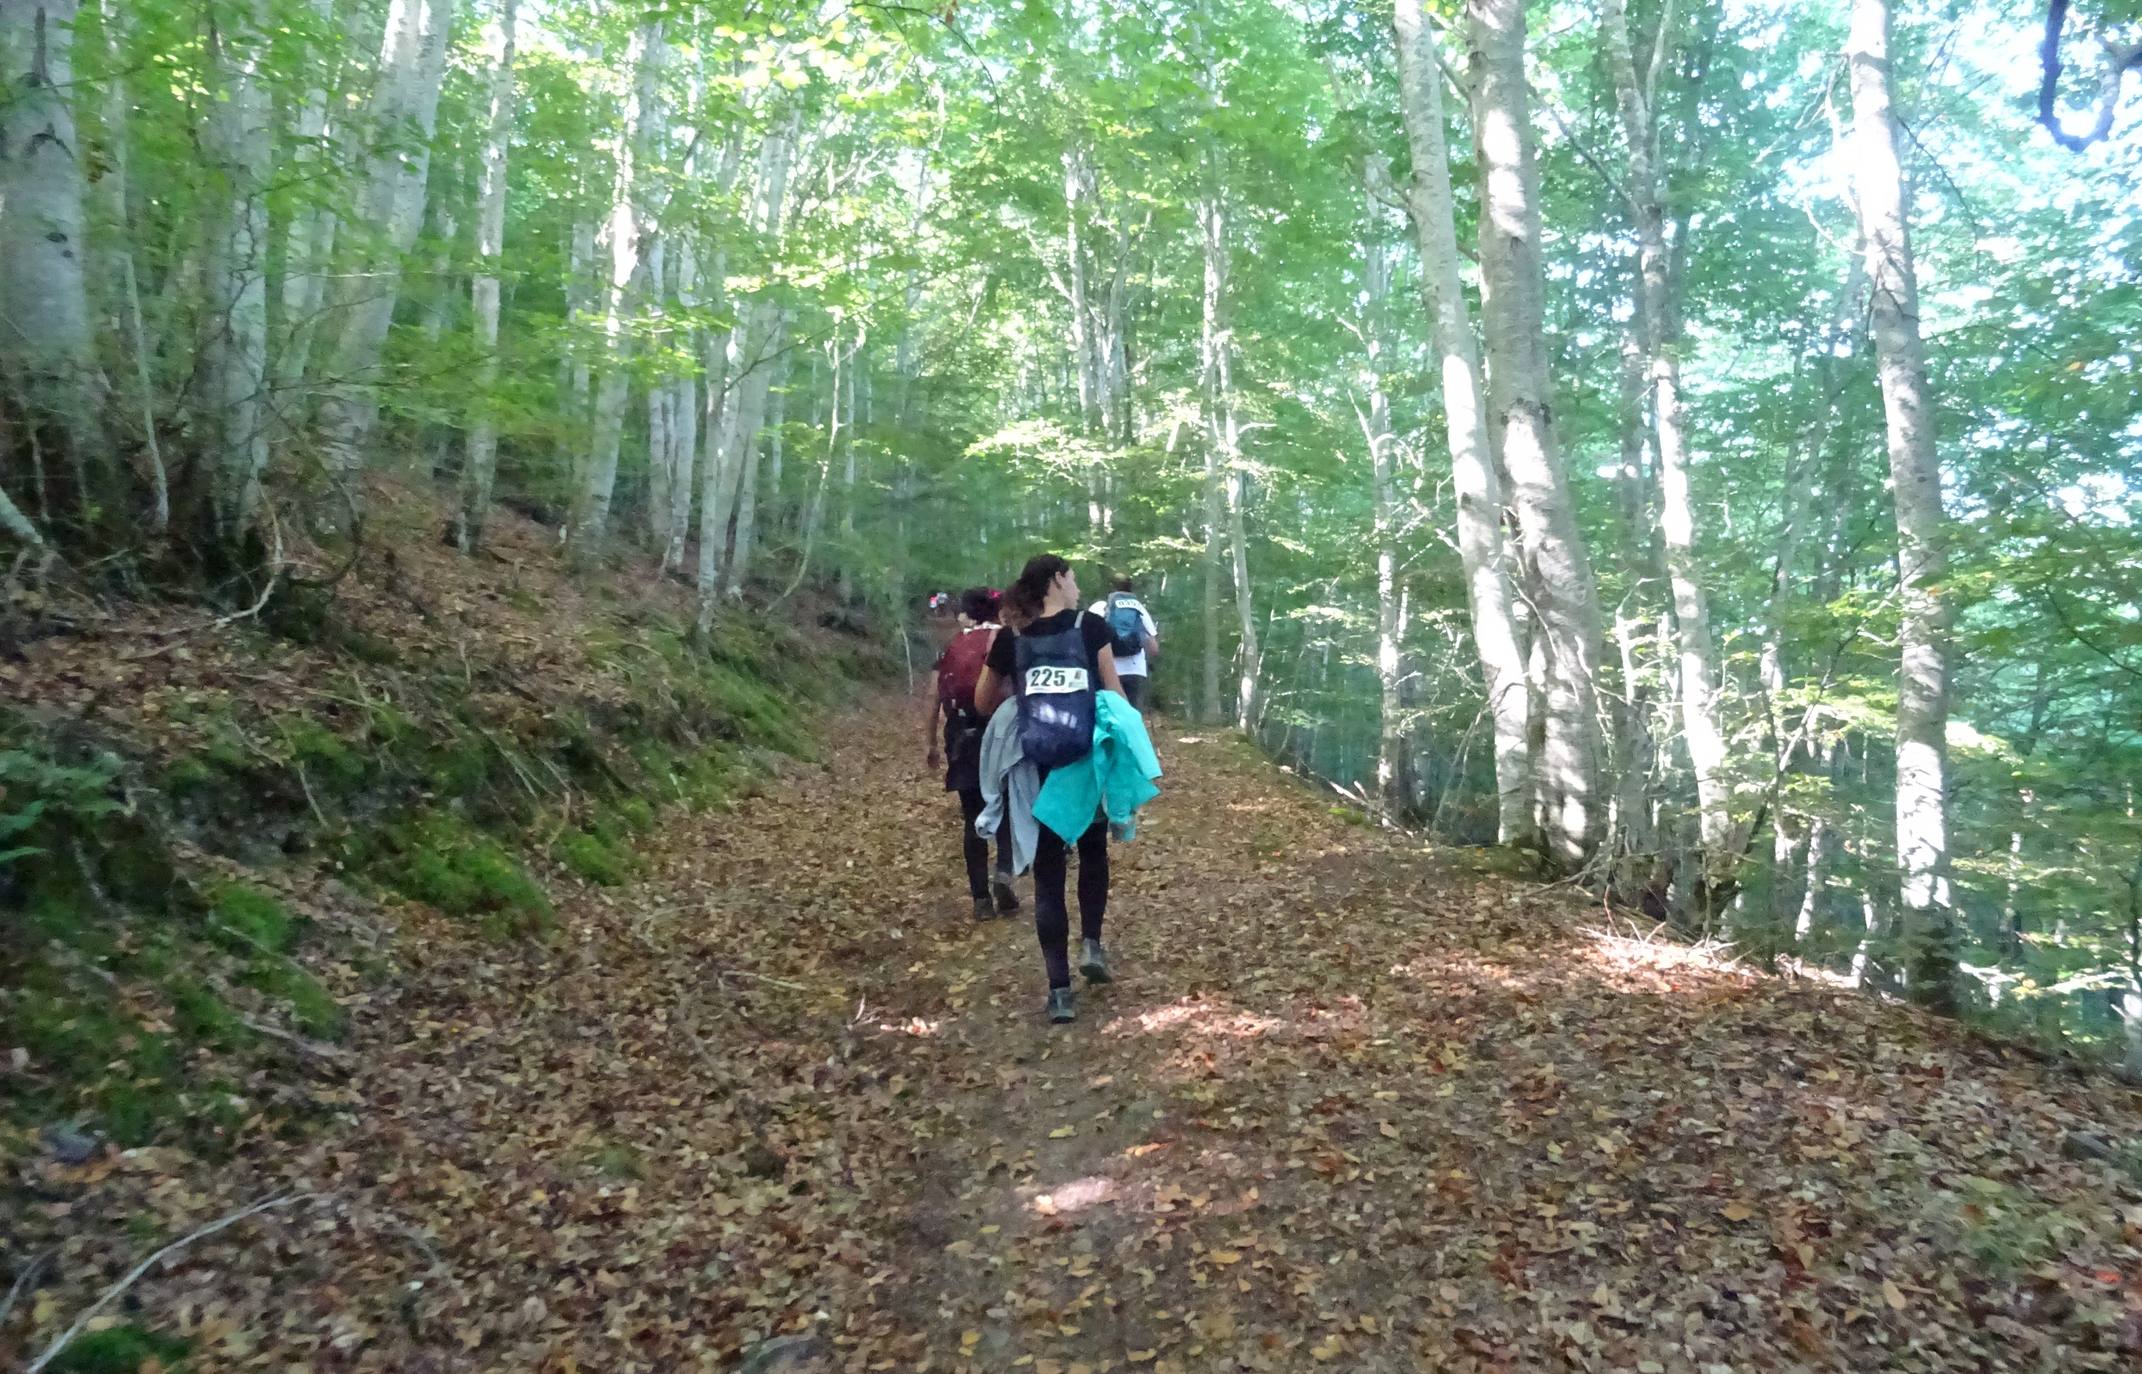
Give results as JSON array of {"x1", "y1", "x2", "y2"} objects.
[{"x1": 1034, "y1": 692, "x2": 1162, "y2": 842}]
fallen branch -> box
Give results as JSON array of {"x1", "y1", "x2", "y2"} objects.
[
  {"x1": 236, "y1": 1012, "x2": 353, "y2": 1062},
  {"x1": 27, "y1": 1193, "x2": 316, "y2": 1374},
  {"x1": 718, "y1": 967, "x2": 809, "y2": 993},
  {"x1": 1, "y1": 1249, "x2": 55, "y2": 1331}
]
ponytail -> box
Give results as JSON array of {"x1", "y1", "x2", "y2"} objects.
[{"x1": 1002, "y1": 553, "x2": 1069, "y2": 632}]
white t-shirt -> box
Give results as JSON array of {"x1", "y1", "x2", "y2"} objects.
[{"x1": 1090, "y1": 596, "x2": 1160, "y2": 677}]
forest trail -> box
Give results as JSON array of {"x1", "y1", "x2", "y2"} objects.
[{"x1": 23, "y1": 699, "x2": 2142, "y2": 1373}]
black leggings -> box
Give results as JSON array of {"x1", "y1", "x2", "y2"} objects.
[
  {"x1": 956, "y1": 787, "x2": 1013, "y2": 900},
  {"x1": 1033, "y1": 818, "x2": 1108, "y2": 988}
]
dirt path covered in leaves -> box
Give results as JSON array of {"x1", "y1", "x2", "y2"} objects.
[{"x1": 20, "y1": 700, "x2": 2142, "y2": 1371}]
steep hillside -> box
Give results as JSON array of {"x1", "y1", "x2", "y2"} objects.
[{"x1": 2, "y1": 481, "x2": 885, "y2": 1182}]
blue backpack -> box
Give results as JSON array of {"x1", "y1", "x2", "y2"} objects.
[
  {"x1": 1104, "y1": 594, "x2": 1145, "y2": 659},
  {"x1": 1013, "y1": 621, "x2": 1097, "y2": 769}
]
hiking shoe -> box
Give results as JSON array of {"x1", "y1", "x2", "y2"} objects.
[
  {"x1": 1046, "y1": 987, "x2": 1077, "y2": 1023},
  {"x1": 1078, "y1": 938, "x2": 1113, "y2": 985},
  {"x1": 992, "y1": 879, "x2": 1021, "y2": 916},
  {"x1": 972, "y1": 896, "x2": 996, "y2": 923}
]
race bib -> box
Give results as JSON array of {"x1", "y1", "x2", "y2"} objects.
[{"x1": 1024, "y1": 664, "x2": 1090, "y2": 695}]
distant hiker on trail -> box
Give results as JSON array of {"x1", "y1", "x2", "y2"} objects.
[
  {"x1": 1092, "y1": 573, "x2": 1160, "y2": 714},
  {"x1": 924, "y1": 586, "x2": 1019, "y2": 922},
  {"x1": 976, "y1": 555, "x2": 1161, "y2": 1024}
]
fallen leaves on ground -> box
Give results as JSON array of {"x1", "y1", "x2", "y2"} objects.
[{"x1": 10, "y1": 700, "x2": 2142, "y2": 1371}]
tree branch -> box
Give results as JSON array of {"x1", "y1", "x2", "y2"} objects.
[{"x1": 2038, "y1": 0, "x2": 2142, "y2": 152}]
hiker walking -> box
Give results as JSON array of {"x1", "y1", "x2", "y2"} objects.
[
  {"x1": 924, "y1": 587, "x2": 1019, "y2": 921},
  {"x1": 1092, "y1": 574, "x2": 1160, "y2": 714},
  {"x1": 977, "y1": 555, "x2": 1161, "y2": 1023}
]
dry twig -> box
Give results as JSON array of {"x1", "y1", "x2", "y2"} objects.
[{"x1": 26, "y1": 1193, "x2": 316, "y2": 1374}]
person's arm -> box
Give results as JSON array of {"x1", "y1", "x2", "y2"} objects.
[
  {"x1": 1142, "y1": 616, "x2": 1160, "y2": 666},
  {"x1": 975, "y1": 665, "x2": 1007, "y2": 717},
  {"x1": 1097, "y1": 645, "x2": 1126, "y2": 697},
  {"x1": 922, "y1": 671, "x2": 943, "y2": 770}
]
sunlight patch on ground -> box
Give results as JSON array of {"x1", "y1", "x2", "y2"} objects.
[
  {"x1": 1577, "y1": 923, "x2": 1754, "y2": 986},
  {"x1": 874, "y1": 1016, "x2": 941, "y2": 1036},
  {"x1": 1388, "y1": 954, "x2": 1531, "y2": 990},
  {"x1": 1025, "y1": 1174, "x2": 1117, "y2": 1217},
  {"x1": 1108, "y1": 996, "x2": 1282, "y2": 1041}
]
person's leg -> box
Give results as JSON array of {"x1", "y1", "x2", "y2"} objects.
[
  {"x1": 1074, "y1": 818, "x2": 1113, "y2": 983},
  {"x1": 957, "y1": 787, "x2": 991, "y2": 901},
  {"x1": 1120, "y1": 674, "x2": 1149, "y2": 713},
  {"x1": 990, "y1": 826, "x2": 1020, "y2": 914},
  {"x1": 1074, "y1": 818, "x2": 1109, "y2": 941},
  {"x1": 1032, "y1": 826, "x2": 1073, "y2": 988}
]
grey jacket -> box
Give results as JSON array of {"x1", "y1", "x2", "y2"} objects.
[{"x1": 974, "y1": 704, "x2": 1040, "y2": 876}]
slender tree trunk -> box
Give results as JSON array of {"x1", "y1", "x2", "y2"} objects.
[
  {"x1": 456, "y1": 0, "x2": 517, "y2": 553},
  {"x1": 762, "y1": 354, "x2": 786, "y2": 526},
  {"x1": 836, "y1": 330, "x2": 862, "y2": 604},
  {"x1": 315, "y1": 0, "x2": 456, "y2": 509},
  {"x1": 1847, "y1": 0, "x2": 1956, "y2": 1012},
  {"x1": 664, "y1": 300, "x2": 698, "y2": 569},
  {"x1": 1392, "y1": 0, "x2": 1533, "y2": 845},
  {"x1": 571, "y1": 19, "x2": 662, "y2": 550},
  {"x1": 726, "y1": 313, "x2": 789, "y2": 596},
  {"x1": 679, "y1": 129, "x2": 744, "y2": 573},
  {"x1": 1601, "y1": 0, "x2": 1732, "y2": 904},
  {"x1": 1063, "y1": 148, "x2": 1103, "y2": 436},
  {"x1": 698, "y1": 109, "x2": 798, "y2": 624},
  {"x1": 566, "y1": 217, "x2": 596, "y2": 421},
  {"x1": 645, "y1": 234, "x2": 673, "y2": 547},
  {"x1": 92, "y1": 0, "x2": 168, "y2": 532},
  {"x1": 200, "y1": 0, "x2": 275, "y2": 544},
  {"x1": 1360, "y1": 162, "x2": 1405, "y2": 817},
  {"x1": 273, "y1": 0, "x2": 341, "y2": 409},
  {"x1": 0, "y1": 0, "x2": 108, "y2": 527},
  {"x1": 1467, "y1": 0, "x2": 1608, "y2": 869},
  {"x1": 1198, "y1": 192, "x2": 1227, "y2": 724},
  {"x1": 1227, "y1": 441, "x2": 1260, "y2": 731}
]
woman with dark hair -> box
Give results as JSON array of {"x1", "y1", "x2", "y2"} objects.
[
  {"x1": 975, "y1": 555, "x2": 1126, "y2": 1023},
  {"x1": 924, "y1": 586, "x2": 1017, "y2": 921}
]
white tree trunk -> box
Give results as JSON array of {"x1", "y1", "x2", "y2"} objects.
[
  {"x1": 1468, "y1": 0, "x2": 1608, "y2": 868},
  {"x1": 1393, "y1": 0, "x2": 1533, "y2": 845},
  {"x1": 315, "y1": 0, "x2": 456, "y2": 504},
  {"x1": 0, "y1": 0, "x2": 106, "y2": 509},
  {"x1": 570, "y1": 19, "x2": 663, "y2": 549},
  {"x1": 726, "y1": 313, "x2": 790, "y2": 596},
  {"x1": 1359, "y1": 163, "x2": 1405, "y2": 816},
  {"x1": 1600, "y1": 0, "x2": 1733, "y2": 902},
  {"x1": 682, "y1": 131, "x2": 745, "y2": 574},
  {"x1": 566, "y1": 217, "x2": 596, "y2": 420},
  {"x1": 697, "y1": 110, "x2": 799, "y2": 623},
  {"x1": 1063, "y1": 148, "x2": 1104, "y2": 437},
  {"x1": 1227, "y1": 451, "x2": 1259, "y2": 731},
  {"x1": 456, "y1": 0, "x2": 516, "y2": 553},
  {"x1": 662, "y1": 234, "x2": 699, "y2": 570},
  {"x1": 275, "y1": 0, "x2": 342, "y2": 403},
  {"x1": 200, "y1": 0, "x2": 275, "y2": 541},
  {"x1": 644, "y1": 234, "x2": 674, "y2": 547},
  {"x1": 1847, "y1": 0, "x2": 1956, "y2": 1010},
  {"x1": 762, "y1": 352, "x2": 787, "y2": 520},
  {"x1": 92, "y1": 0, "x2": 167, "y2": 531},
  {"x1": 1198, "y1": 191, "x2": 1228, "y2": 724}
]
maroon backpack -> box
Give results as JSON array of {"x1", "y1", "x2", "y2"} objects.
[{"x1": 936, "y1": 627, "x2": 998, "y2": 716}]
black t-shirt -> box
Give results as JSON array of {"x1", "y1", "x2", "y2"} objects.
[{"x1": 986, "y1": 609, "x2": 1110, "y2": 686}]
